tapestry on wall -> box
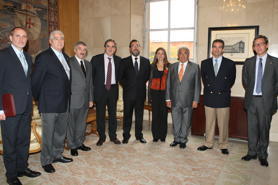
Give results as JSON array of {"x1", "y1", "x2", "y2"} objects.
[{"x1": 0, "y1": 0, "x2": 58, "y2": 56}]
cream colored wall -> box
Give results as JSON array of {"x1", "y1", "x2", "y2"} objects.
[
  {"x1": 197, "y1": 0, "x2": 278, "y2": 141},
  {"x1": 79, "y1": 0, "x2": 145, "y2": 59}
]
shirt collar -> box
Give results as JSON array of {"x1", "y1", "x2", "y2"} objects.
[
  {"x1": 132, "y1": 55, "x2": 140, "y2": 61},
  {"x1": 51, "y1": 47, "x2": 63, "y2": 56},
  {"x1": 11, "y1": 44, "x2": 23, "y2": 55},
  {"x1": 257, "y1": 53, "x2": 267, "y2": 61},
  {"x1": 212, "y1": 56, "x2": 223, "y2": 62}
]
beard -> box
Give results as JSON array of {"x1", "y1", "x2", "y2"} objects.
[{"x1": 131, "y1": 49, "x2": 140, "y2": 56}]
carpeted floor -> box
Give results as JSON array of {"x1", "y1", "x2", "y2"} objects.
[{"x1": 1, "y1": 121, "x2": 278, "y2": 185}]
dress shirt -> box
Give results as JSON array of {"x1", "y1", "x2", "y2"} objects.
[
  {"x1": 104, "y1": 53, "x2": 116, "y2": 85},
  {"x1": 51, "y1": 47, "x2": 70, "y2": 79},
  {"x1": 75, "y1": 56, "x2": 86, "y2": 71},
  {"x1": 212, "y1": 56, "x2": 223, "y2": 71},
  {"x1": 132, "y1": 55, "x2": 140, "y2": 71},
  {"x1": 253, "y1": 54, "x2": 267, "y2": 95},
  {"x1": 178, "y1": 61, "x2": 188, "y2": 77},
  {"x1": 11, "y1": 44, "x2": 28, "y2": 75}
]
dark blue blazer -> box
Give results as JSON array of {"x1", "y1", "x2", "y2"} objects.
[
  {"x1": 201, "y1": 57, "x2": 236, "y2": 108},
  {"x1": 0, "y1": 46, "x2": 32, "y2": 114},
  {"x1": 120, "y1": 56, "x2": 151, "y2": 101},
  {"x1": 91, "y1": 53, "x2": 121, "y2": 102},
  {"x1": 32, "y1": 48, "x2": 71, "y2": 113}
]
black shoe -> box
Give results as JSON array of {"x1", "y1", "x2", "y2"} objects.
[
  {"x1": 71, "y1": 149, "x2": 78, "y2": 156},
  {"x1": 153, "y1": 139, "x2": 159, "y2": 142},
  {"x1": 122, "y1": 138, "x2": 129, "y2": 144},
  {"x1": 53, "y1": 156, "x2": 73, "y2": 163},
  {"x1": 179, "y1": 143, "x2": 186, "y2": 149},
  {"x1": 170, "y1": 141, "x2": 179, "y2": 147},
  {"x1": 96, "y1": 139, "x2": 105, "y2": 146},
  {"x1": 221, "y1": 149, "x2": 229, "y2": 155},
  {"x1": 111, "y1": 138, "x2": 121, "y2": 144},
  {"x1": 137, "y1": 138, "x2": 147, "y2": 144},
  {"x1": 7, "y1": 177, "x2": 22, "y2": 185},
  {"x1": 42, "y1": 164, "x2": 55, "y2": 173},
  {"x1": 197, "y1": 145, "x2": 212, "y2": 151},
  {"x1": 241, "y1": 154, "x2": 257, "y2": 161},
  {"x1": 259, "y1": 158, "x2": 269, "y2": 167},
  {"x1": 160, "y1": 139, "x2": 165, "y2": 142},
  {"x1": 17, "y1": 168, "x2": 41, "y2": 178},
  {"x1": 78, "y1": 144, "x2": 91, "y2": 151}
]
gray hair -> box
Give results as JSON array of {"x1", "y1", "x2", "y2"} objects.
[
  {"x1": 49, "y1": 30, "x2": 64, "y2": 40},
  {"x1": 74, "y1": 41, "x2": 87, "y2": 49},
  {"x1": 177, "y1": 47, "x2": 190, "y2": 56}
]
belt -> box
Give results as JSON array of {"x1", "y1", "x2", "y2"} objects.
[{"x1": 253, "y1": 95, "x2": 262, "y2": 97}]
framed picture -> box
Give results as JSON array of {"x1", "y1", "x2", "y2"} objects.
[{"x1": 207, "y1": 26, "x2": 259, "y2": 64}]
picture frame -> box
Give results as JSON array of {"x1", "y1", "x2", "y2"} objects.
[{"x1": 207, "y1": 26, "x2": 259, "y2": 64}]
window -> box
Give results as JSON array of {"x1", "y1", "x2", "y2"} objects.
[{"x1": 145, "y1": 0, "x2": 196, "y2": 63}]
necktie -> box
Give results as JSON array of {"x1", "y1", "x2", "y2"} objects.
[
  {"x1": 59, "y1": 53, "x2": 70, "y2": 79},
  {"x1": 214, "y1": 58, "x2": 218, "y2": 76},
  {"x1": 255, "y1": 58, "x2": 263, "y2": 94},
  {"x1": 105, "y1": 57, "x2": 112, "y2": 90},
  {"x1": 178, "y1": 63, "x2": 184, "y2": 81},
  {"x1": 134, "y1": 57, "x2": 139, "y2": 74},
  {"x1": 19, "y1": 52, "x2": 28, "y2": 76},
  {"x1": 80, "y1": 60, "x2": 86, "y2": 77}
]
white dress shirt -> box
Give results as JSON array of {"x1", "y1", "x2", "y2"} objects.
[
  {"x1": 75, "y1": 56, "x2": 86, "y2": 71},
  {"x1": 104, "y1": 53, "x2": 116, "y2": 85},
  {"x1": 132, "y1": 55, "x2": 140, "y2": 71}
]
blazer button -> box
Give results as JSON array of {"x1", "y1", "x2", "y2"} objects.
[
  {"x1": 210, "y1": 91, "x2": 213, "y2": 94},
  {"x1": 207, "y1": 84, "x2": 210, "y2": 86}
]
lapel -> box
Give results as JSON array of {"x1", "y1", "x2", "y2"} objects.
[
  {"x1": 8, "y1": 46, "x2": 28, "y2": 79},
  {"x1": 72, "y1": 56, "x2": 86, "y2": 80},
  {"x1": 216, "y1": 57, "x2": 226, "y2": 78},
  {"x1": 250, "y1": 56, "x2": 257, "y2": 84},
  {"x1": 100, "y1": 54, "x2": 105, "y2": 78},
  {"x1": 263, "y1": 54, "x2": 272, "y2": 82},
  {"x1": 181, "y1": 61, "x2": 191, "y2": 82},
  {"x1": 138, "y1": 56, "x2": 144, "y2": 75},
  {"x1": 113, "y1": 55, "x2": 119, "y2": 80},
  {"x1": 48, "y1": 48, "x2": 69, "y2": 80}
]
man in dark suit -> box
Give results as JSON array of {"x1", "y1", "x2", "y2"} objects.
[
  {"x1": 120, "y1": 40, "x2": 151, "y2": 144},
  {"x1": 0, "y1": 27, "x2": 41, "y2": 185},
  {"x1": 68, "y1": 41, "x2": 93, "y2": 156},
  {"x1": 91, "y1": 39, "x2": 122, "y2": 146},
  {"x1": 166, "y1": 47, "x2": 201, "y2": 149},
  {"x1": 197, "y1": 39, "x2": 236, "y2": 155},
  {"x1": 242, "y1": 35, "x2": 278, "y2": 167},
  {"x1": 32, "y1": 30, "x2": 73, "y2": 173}
]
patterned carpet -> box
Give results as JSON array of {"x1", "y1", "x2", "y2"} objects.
[{"x1": 1, "y1": 122, "x2": 278, "y2": 185}]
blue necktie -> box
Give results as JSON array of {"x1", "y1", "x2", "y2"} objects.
[{"x1": 255, "y1": 58, "x2": 263, "y2": 94}]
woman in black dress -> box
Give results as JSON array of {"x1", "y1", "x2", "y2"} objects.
[{"x1": 149, "y1": 47, "x2": 169, "y2": 142}]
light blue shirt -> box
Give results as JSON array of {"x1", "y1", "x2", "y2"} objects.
[
  {"x1": 253, "y1": 54, "x2": 267, "y2": 95},
  {"x1": 51, "y1": 47, "x2": 70, "y2": 79},
  {"x1": 212, "y1": 56, "x2": 223, "y2": 71}
]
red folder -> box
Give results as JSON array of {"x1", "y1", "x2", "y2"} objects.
[{"x1": 2, "y1": 93, "x2": 16, "y2": 117}]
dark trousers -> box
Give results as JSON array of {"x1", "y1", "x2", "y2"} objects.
[
  {"x1": 1, "y1": 111, "x2": 31, "y2": 178},
  {"x1": 95, "y1": 85, "x2": 118, "y2": 141},
  {"x1": 123, "y1": 97, "x2": 145, "y2": 140},
  {"x1": 151, "y1": 90, "x2": 168, "y2": 140},
  {"x1": 247, "y1": 96, "x2": 272, "y2": 159}
]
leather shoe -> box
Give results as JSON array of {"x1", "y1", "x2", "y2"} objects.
[
  {"x1": 7, "y1": 177, "x2": 22, "y2": 185},
  {"x1": 221, "y1": 149, "x2": 229, "y2": 155},
  {"x1": 241, "y1": 154, "x2": 257, "y2": 161},
  {"x1": 42, "y1": 164, "x2": 55, "y2": 173},
  {"x1": 78, "y1": 144, "x2": 91, "y2": 151},
  {"x1": 137, "y1": 138, "x2": 147, "y2": 143},
  {"x1": 153, "y1": 139, "x2": 159, "y2": 142},
  {"x1": 197, "y1": 145, "x2": 212, "y2": 151},
  {"x1": 259, "y1": 158, "x2": 269, "y2": 167},
  {"x1": 96, "y1": 139, "x2": 105, "y2": 146},
  {"x1": 122, "y1": 138, "x2": 129, "y2": 144},
  {"x1": 53, "y1": 156, "x2": 73, "y2": 163},
  {"x1": 179, "y1": 143, "x2": 186, "y2": 149},
  {"x1": 71, "y1": 149, "x2": 78, "y2": 156},
  {"x1": 111, "y1": 138, "x2": 121, "y2": 144},
  {"x1": 18, "y1": 168, "x2": 41, "y2": 178},
  {"x1": 170, "y1": 141, "x2": 179, "y2": 147}
]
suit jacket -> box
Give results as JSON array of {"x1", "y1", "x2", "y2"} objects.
[
  {"x1": 242, "y1": 54, "x2": 278, "y2": 115},
  {"x1": 70, "y1": 56, "x2": 93, "y2": 109},
  {"x1": 32, "y1": 48, "x2": 71, "y2": 113},
  {"x1": 166, "y1": 61, "x2": 201, "y2": 107},
  {"x1": 201, "y1": 57, "x2": 236, "y2": 108},
  {"x1": 120, "y1": 56, "x2": 151, "y2": 101},
  {"x1": 91, "y1": 53, "x2": 121, "y2": 102},
  {"x1": 0, "y1": 46, "x2": 32, "y2": 114}
]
